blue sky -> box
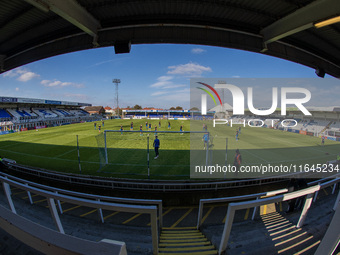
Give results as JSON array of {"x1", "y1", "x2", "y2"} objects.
[{"x1": 0, "y1": 44, "x2": 338, "y2": 109}]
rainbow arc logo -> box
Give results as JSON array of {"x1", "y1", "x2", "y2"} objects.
[{"x1": 196, "y1": 82, "x2": 222, "y2": 106}]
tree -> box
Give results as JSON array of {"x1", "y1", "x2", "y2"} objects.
[
  {"x1": 175, "y1": 106, "x2": 183, "y2": 110},
  {"x1": 190, "y1": 107, "x2": 199, "y2": 111},
  {"x1": 133, "y1": 104, "x2": 142, "y2": 109},
  {"x1": 169, "y1": 107, "x2": 176, "y2": 110}
]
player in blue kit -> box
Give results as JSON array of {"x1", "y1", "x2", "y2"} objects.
[
  {"x1": 153, "y1": 136, "x2": 160, "y2": 159},
  {"x1": 203, "y1": 133, "x2": 209, "y2": 150}
]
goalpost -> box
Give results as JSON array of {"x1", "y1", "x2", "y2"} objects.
[{"x1": 99, "y1": 130, "x2": 211, "y2": 178}]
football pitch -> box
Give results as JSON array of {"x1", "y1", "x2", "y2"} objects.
[{"x1": 0, "y1": 119, "x2": 339, "y2": 179}]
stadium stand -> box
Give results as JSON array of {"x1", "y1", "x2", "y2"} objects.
[
  {"x1": 0, "y1": 109, "x2": 12, "y2": 121},
  {"x1": 33, "y1": 108, "x2": 59, "y2": 118},
  {"x1": 54, "y1": 108, "x2": 72, "y2": 117},
  {"x1": 0, "y1": 97, "x2": 97, "y2": 133}
]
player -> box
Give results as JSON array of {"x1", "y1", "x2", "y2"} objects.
[
  {"x1": 321, "y1": 136, "x2": 325, "y2": 146},
  {"x1": 168, "y1": 121, "x2": 171, "y2": 129},
  {"x1": 120, "y1": 124, "x2": 123, "y2": 135},
  {"x1": 145, "y1": 121, "x2": 148, "y2": 128},
  {"x1": 149, "y1": 123, "x2": 152, "y2": 131},
  {"x1": 94, "y1": 122, "x2": 96, "y2": 130},
  {"x1": 154, "y1": 126, "x2": 157, "y2": 136},
  {"x1": 139, "y1": 124, "x2": 143, "y2": 136},
  {"x1": 203, "y1": 133, "x2": 209, "y2": 150},
  {"x1": 159, "y1": 121, "x2": 161, "y2": 128},
  {"x1": 233, "y1": 149, "x2": 242, "y2": 175},
  {"x1": 180, "y1": 125, "x2": 183, "y2": 135},
  {"x1": 130, "y1": 122, "x2": 134, "y2": 131},
  {"x1": 98, "y1": 125, "x2": 101, "y2": 133},
  {"x1": 102, "y1": 120, "x2": 104, "y2": 127},
  {"x1": 153, "y1": 135, "x2": 160, "y2": 159},
  {"x1": 238, "y1": 126, "x2": 241, "y2": 134},
  {"x1": 236, "y1": 129, "x2": 239, "y2": 141}
]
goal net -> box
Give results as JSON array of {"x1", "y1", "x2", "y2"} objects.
[{"x1": 96, "y1": 130, "x2": 211, "y2": 178}]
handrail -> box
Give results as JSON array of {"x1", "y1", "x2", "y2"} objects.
[
  {"x1": 197, "y1": 188, "x2": 288, "y2": 228},
  {"x1": 0, "y1": 204, "x2": 127, "y2": 255},
  {"x1": 307, "y1": 173, "x2": 340, "y2": 202},
  {"x1": 0, "y1": 176, "x2": 159, "y2": 254},
  {"x1": 0, "y1": 172, "x2": 163, "y2": 228},
  {"x1": 218, "y1": 178, "x2": 340, "y2": 255}
]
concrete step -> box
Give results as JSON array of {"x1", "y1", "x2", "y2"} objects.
[{"x1": 159, "y1": 228, "x2": 218, "y2": 254}]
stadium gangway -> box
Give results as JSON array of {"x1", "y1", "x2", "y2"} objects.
[
  {"x1": 196, "y1": 188, "x2": 288, "y2": 229},
  {"x1": 0, "y1": 172, "x2": 163, "y2": 228},
  {"x1": 0, "y1": 176, "x2": 160, "y2": 254},
  {"x1": 218, "y1": 178, "x2": 340, "y2": 255},
  {"x1": 0, "y1": 203, "x2": 127, "y2": 255}
]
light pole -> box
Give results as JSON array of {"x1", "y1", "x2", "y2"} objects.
[{"x1": 112, "y1": 79, "x2": 121, "y2": 117}]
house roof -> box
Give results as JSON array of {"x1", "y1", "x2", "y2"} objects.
[{"x1": 84, "y1": 106, "x2": 104, "y2": 112}]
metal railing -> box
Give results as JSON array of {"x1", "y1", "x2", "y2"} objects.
[
  {"x1": 197, "y1": 188, "x2": 288, "y2": 228},
  {"x1": 0, "y1": 176, "x2": 160, "y2": 254},
  {"x1": 5, "y1": 160, "x2": 315, "y2": 192},
  {"x1": 218, "y1": 178, "x2": 340, "y2": 254},
  {"x1": 0, "y1": 172, "x2": 163, "y2": 228},
  {"x1": 307, "y1": 173, "x2": 340, "y2": 202},
  {"x1": 197, "y1": 172, "x2": 340, "y2": 229},
  {"x1": 0, "y1": 204, "x2": 127, "y2": 255}
]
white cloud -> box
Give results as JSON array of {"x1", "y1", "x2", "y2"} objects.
[
  {"x1": 2, "y1": 70, "x2": 17, "y2": 78},
  {"x1": 150, "y1": 76, "x2": 187, "y2": 90},
  {"x1": 41, "y1": 79, "x2": 84, "y2": 88},
  {"x1": 2, "y1": 67, "x2": 40, "y2": 82},
  {"x1": 63, "y1": 93, "x2": 89, "y2": 101},
  {"x1": 15, "y1": 88, "x2": 19, "y2": 91},
  {"x1": 17, "y1": 71, "x2": 40, "y2": 82},
  {"x1": 167, "y1": 62, "x2": 212, "y2": 77},
  {"x1": 150, "y1": 76, "x2": 173, "y2": 88},
  {"x1": 191, "y1": 48, "x2": 206, "y2": 54},
  {"x1": 162, "y1": 84, "x2": 186, "y2": 89},
  {"x1": 151, "y1": 91, "x2": 168, "y2": 96}
]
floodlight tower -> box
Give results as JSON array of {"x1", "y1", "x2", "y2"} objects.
[{"x1": 112, "y1": 78, "x2": 121, "y2": 117}]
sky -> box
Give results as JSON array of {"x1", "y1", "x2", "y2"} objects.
[{"x1": 0, "y1": 44, "x2": 339, "y2": 109}]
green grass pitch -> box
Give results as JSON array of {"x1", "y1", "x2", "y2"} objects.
[{"x1": 0, "y1": 119, "x2": 339, "y2": 179}]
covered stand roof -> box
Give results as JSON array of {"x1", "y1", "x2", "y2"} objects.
[{"x1": 1, "y1": 0, "x2": 340, "y2": 78}]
